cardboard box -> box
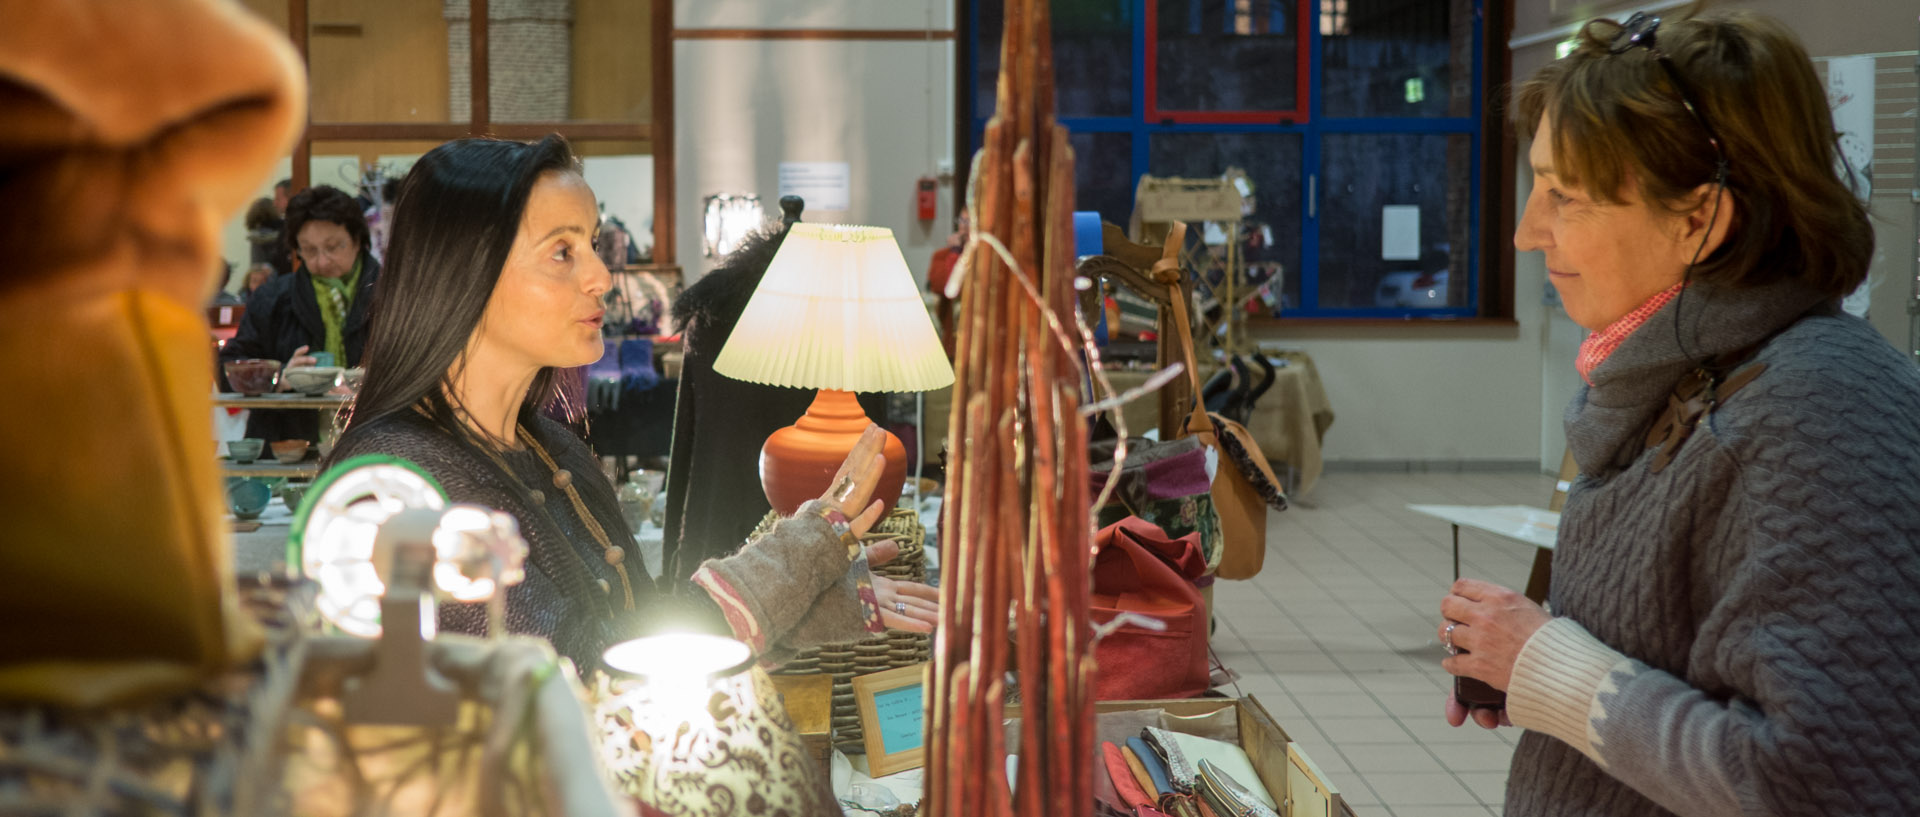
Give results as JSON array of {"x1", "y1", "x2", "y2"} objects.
[
  {"x1": 1097, "y1": 696, "x2": 1356, "y2": 817},
  {"x1": 768, "y1": 673, "x2": 835, "y2": 770}
]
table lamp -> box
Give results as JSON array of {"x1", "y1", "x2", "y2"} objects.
[
  {"x1": 597, "y1": 635, "x2": 837, "y2": 815},
  {"x1": 289, "y1": 454, "x2": 529, "y2": 725},
  {"x1": 713, "y1": 223, "x2": 954, "y2": 516}
]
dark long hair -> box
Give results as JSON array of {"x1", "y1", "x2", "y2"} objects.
[
  {"x1": 339, "y1": 135, "x2": 580, "y2": 443},
  {"x1": 284, "y1": 185, "x2": 370, "y2": 254}
]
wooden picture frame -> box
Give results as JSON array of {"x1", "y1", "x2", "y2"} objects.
[
  {"x1": 1287, "y1": 741, "x2": 1349, "y2": 817},
  {"x1": 850, "y1": 663, "x2": 927, "y2": 777}
]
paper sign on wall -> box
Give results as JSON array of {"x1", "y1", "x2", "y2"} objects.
[
  {"x1": 778, "y1": 161, "x2": 851, "y2": 211},
  {"x1": 1381, "y1": 205, "x2": 1420, "y2": 261}
]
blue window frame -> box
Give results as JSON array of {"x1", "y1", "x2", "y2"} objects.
[{"x1": 967, "y1": 0, "x2": 1485, "y2": 320}]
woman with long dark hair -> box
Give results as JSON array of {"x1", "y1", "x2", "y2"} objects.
[{"x1": 326, "y1": 136, "x2": 938, "y2": 669}]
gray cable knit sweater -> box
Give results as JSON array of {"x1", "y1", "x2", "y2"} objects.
[{"x1": 1502, "y1": 277, "x2": 1920, "y2": 816}]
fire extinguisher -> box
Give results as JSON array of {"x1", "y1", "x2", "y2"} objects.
[{"x1": 916, "y1": 176, "x2": 938, "y2": 223}]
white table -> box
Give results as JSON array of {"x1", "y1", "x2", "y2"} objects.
[{"x1": 1406, "y1": 504, "x2": 1559, "y2": 585}]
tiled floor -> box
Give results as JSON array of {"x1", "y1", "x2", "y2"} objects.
[{"x1": 1212, "y1": 469, "x2": 1557, "y2": 817}]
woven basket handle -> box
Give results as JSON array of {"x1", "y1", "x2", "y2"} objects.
[{"x1": 1151, "y1": 222, "x2": 1213, "y2": 437}]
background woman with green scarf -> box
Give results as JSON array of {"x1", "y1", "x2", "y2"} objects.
[{"x1": 219, "y1": 184, "x2": 379, "y2": 442}]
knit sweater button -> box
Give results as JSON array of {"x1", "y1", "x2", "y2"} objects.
[
  {"x1": 604, "y1": 547, "x2": 625, "y2": 565},
  {"x1": 552, "y1": 469, "x2": 572, "y2": 489},
  {"x1": 529, "y1": 489, "x2": 545, "y2": 505},
  {"x1": 597, "y1": 579, "x2": 611, "y2": 594}
]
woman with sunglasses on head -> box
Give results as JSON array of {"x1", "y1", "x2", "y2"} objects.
[
  {"x1": 1437, "y1": 8, "x2": 1920, "y2": 815},
  {"x1": 323, "y1": 136, "x2": 939, "y2": 674}
]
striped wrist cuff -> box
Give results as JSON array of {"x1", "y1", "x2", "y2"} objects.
[
  {"x1": 1506, "y1": 617, "x2": 1630, "y2": 763},
  {"x1": 691, "y1": 565, "x2": 766, "y2": 653}
]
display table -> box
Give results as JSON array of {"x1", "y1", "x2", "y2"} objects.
[
  {"x1": 214, "y1": 393, "x2": 344, "y2": 479},
  {"x1": 1102, "y1": 349, "x2": 1334, "y2": 495},
  {"x1": 1405, "y1": 503, "x2": 1559, "y2": 582}
]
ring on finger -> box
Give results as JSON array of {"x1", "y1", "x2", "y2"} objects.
[
  {"x1": 1443, "y1": 622, "x2": 1459, "y2": 656},
  {"x1": 894, "y1": 601, "x2": 908, "y2": 614}
]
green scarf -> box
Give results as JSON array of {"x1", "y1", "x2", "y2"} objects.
[{"x1": 310, "y1": 256, "x2": 362, "y2": 364}]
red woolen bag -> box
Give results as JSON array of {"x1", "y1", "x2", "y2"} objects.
[{"x1": 1091, "y1": 517, "x2": 1211, "y2": 700}]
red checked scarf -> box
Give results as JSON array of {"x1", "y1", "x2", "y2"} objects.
[{"x1": 1576, "y1": 282, "x2": 1685, "y2": 385}]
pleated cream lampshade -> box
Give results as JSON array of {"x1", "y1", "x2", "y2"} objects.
[
  {"x1": 714, "y1": 224, "x2": 954, "y2": 392},
  {"x1": 714, "y1": 224, "x2": 955, "y2": 515}
]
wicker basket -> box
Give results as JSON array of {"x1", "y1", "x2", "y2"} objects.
[{"x1": 759, "y1": 507, "x2": 932, "y2": 752}]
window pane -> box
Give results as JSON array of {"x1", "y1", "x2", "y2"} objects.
[
  {"x1": 1147, "y1": 132, "x2": 1302, "y2": 313},
  {"x1": 308, "y1": 144, "x2": 434, "y2": 264},
  {"x1": 1320, "y1": 0, "x2": 1472, "y2": 118},
  {"x1": 302, "y1": 143, "x2": 653, "y2": 265},
  {"x1": 308, "y1": 0, "x2": 459, "y2": 123},
  {"x1": 564, "y1": 0, "x2": 654, "y2": 124},
  {"x1": 1154, "y1": 0, "x2": 1300, "y2": 113},
  {"x1": 1070, "y1": 132, "x2": 1136, "y2": 227},
  {"x1": 468, "y1": 0, "x2": 653, "y2": 124},
  {"x1": 218, "y1": 152, "x2": 293, "y2": 295},
  {"x1": 1316, "y1": 133, "x2": 1471, "y2": 310},
  {"x1": 978, "y1": 0, "x2": 1135, "y2": 121},
  {"x1": 292, "y1": 0, "x2": 653, "y2": 126},
  {"x1": 579, "y1": 154, "x2": 658, "y2": 265}
]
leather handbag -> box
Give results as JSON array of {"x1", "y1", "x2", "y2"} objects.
[
  {"x1": 1091, "y1": 517, "x2": 1212, "y2": 700},
  {"x1": 1089, "y1": 435, "x2": 1224, "y2": 575},
  {"x1": 1152, "y1": 223, "x2": 1287, "y2": 581}
]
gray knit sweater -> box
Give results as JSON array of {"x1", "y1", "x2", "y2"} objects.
[{"x1": 1502, "y1": 277, "x2": 1920, "y2": 816}]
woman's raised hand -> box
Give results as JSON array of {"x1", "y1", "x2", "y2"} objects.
[{"x1": 821, "y1": 424, "x2": 889, "y2": 538}]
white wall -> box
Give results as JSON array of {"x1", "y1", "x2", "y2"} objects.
[
  {"x1": 1250, "y1": 265, "x2": 1550, "y2": 466},
  {"x1": 673, "y1": 0, "x2": 956, "y2": 286},
  {"x1": 217, "y1": 158, "x2": 290, "y2": 292},
  {"x1": 581, "y1": 154, "x2": 656, "y2": 252}
]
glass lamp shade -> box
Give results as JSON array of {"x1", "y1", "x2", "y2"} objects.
[
  {"x1": 291, "y1": 455, "x2": 527, "y2": 637},
  {"x1": 713, "y1": 224, "x2": 952, "y2": 514},
  {"x1": 594, "y1": 663, "x2": 838, "y2": 815}
]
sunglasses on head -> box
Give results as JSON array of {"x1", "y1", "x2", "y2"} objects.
[{"x1": 1609, "y1": 13, "x2": 1729, "y2": 182}]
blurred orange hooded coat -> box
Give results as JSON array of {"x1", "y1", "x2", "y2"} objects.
[{"x1": 0, "y1": 0, "x2": 307, "y2": 708}]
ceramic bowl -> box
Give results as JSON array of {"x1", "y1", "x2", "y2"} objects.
[
  {"x1": 224, "y1": 359, "x2": 281, "y2": 396},
  {"x1": 283, "y1": 365, "x2": 342, "y2": 395},
  {"x1": 279, "y1": 483, "x2": 307, "y2": 513},
  {"x1": 226, "y1": 438, "x2": 265, "y2": 464},
  {"x1": 227, "y1": 478, "x2": 273, "y2": 520},
  {"x1": 271, "y1": 439, "x2": 310, "y2": 464}
]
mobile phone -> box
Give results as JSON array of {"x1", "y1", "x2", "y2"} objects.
[{"x1": 1454, "y1": 653, "x2": 1507, "y2": 710}]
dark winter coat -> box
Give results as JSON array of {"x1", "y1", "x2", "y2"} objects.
[
  {"x1": 218, "y1": 253, "x2": 379, "y2": 441},
  {"x1": 325, "y1": 409, "x2": 731, "y2": 670},
  {"x1": 660, "y1": 230, "x2": 888, "y2": 582}
]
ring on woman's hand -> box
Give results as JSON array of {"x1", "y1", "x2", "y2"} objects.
[
  {"x1": 1443, "y1": 622, "x2": 1458, "y2": 656},
  {"x1": 894, "y1": 601, "x2": 907, "y2": 614}
]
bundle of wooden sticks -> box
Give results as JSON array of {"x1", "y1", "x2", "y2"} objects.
[{"x1": 921, "y1": 0, "x2": 1097, "y2": 814}]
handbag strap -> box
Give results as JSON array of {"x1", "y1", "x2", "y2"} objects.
[{"x1": 1151, "y1": 222, "x2": 1213, "y2": 437}]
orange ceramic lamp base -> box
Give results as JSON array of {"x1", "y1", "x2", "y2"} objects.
[{"x1": 760, "y1": 388, "x2": 906, "y2": 518}]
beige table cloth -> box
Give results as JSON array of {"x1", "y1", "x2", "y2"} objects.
[{"x1": 1101, "y1": 350, "x2": 1334, "y2": 496}]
